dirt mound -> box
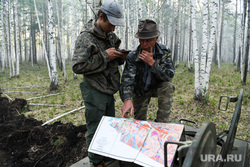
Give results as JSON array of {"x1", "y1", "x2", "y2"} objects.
[{"x1": 0, "y1": 97, "x2": 88, "y2": 167}]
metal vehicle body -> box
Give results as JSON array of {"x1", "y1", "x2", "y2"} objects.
[{"x1": 164, "y1": 89, "x2": 249, "y2": 167}]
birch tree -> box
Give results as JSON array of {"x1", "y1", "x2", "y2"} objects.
[
  {"x1": 71, "y1": 0, "x2": 77, "y2": 79},
  {"x1": 199, "y1": 0, "x2": 209, "y2": 96},
  {"x1": 14, "y1": 0, "x2": 19, "y2": 77},
  {"x1": 1, "y1": 0, "x2": 6, "y2": 74},
  {"x1": 48, "y1": 0, "x2": 58, "y2": 90},
  {"x1": 60, "y1": 0, "x2": 67, "y2": 82},
  {"x1": 188, "y1": 0, "x2": 193, "y2": 71},
  {"x1": 34, "y1": 0, "x2": 51, "y2": 80},
  {"x1": 7, "y1": 0, "x2": 15, "y2": 78},
  {"x1": 203, "y1": 0, "x2": 218, "y2": 94},
  {"x1": 233, "y1": 0, "x2": 238, "y2": 64},
  {"x1": 173, "y1": 0, "x2": 180, "y2": 66},
  {"x1": 243, "y1": 0, "x2": 249, "y2": 85},
  {"x1": 191, "y1": 0, "x2": 201, "y2": 99}
]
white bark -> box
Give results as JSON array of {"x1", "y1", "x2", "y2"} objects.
[
  {"x1": 6, "y1": 0, "x2": 12, "y2": 78},
  {"x1": 191, "y1": 0, "x2": 200, "y2": 99},
  {"x1": 200, "y1": 0, "x2": 208, "y2": 95},
  {"x1": 48, "y1": 0, "x2": 58, "y2": 90},
  {"x1": 10, "y1": 0, "x2": 15, "y2": 77},
  {"x1": 93, "y1": 0, "x2": 101, "y2": 17},
  {"x1": 204, "y1": 0, "x2": 218, "y2": 94},
  {"x1": 126, "y1": 0, "x2": 130, "y2": 49},
  {"x1": 60, "y1": 0, "x2": 67, "y2": 82},
  {"x1": 1, "y1": 0, "x2": 6, "y2": 73},
  {"x1": 216, "y1": 0, "x2": 223, "y2": 69},
  {"x1": 71, "y1": 0, "x2": 77, "y2": 79},
  {"x1": 15, "y1": 0, "x2": 19, "y2": 77},
  {"x1": 34, "y1": 0, "x2": 51, "y2": 80},
  {"x1": 71, "y1": 1, "x2": 76, "y2": 56}
]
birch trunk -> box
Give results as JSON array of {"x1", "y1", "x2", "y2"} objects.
[
  {"x1": 240, "y1": 0, "x2": 247, "y2": 81},
  {"x1": 243, "y1": 0, "x2": 249, "y2": 84},
  {"x1": 92, "y1": 0, "x2": 101, "y2": 18},
  {"x1": 34, "y1": 0, "x2": 51, "y2": 80},
  {"x1": 233, "y1": 0, "x2": 238, "y2": 64},
  {"x1": 200, "y1": 0, "x2": 208, "y2": 96},
  {"x1": 204, "y1": 0, "x2": 218, "y2": 94},
  {"x1": 14, "y1": 0, "x2": 19, "y2": 77},
  {"x1": 71, "y1": 0, "x2": 77, "y2": 79},
  {"x1": 126, "y1": 0, "x2": 130, "y2": 49},
  {"x1": 6, "y1": 0, "x2": 12, "y2": 78},
  {"x1": 48, "y1": 0, "x2": 58, "y2": 90},
  {"x1": 1, "y1": 0, "x2": 6, "y2": 73},
  {"x1": 10, "y1": 0, "x2": 15, "y2": 77},
  {"x1": 60, "y1": 0, "x2": 67, "y2": 82},
  {"x1": 191, "y1": 0, "x2": 201, "y2": 99},
  {"x1": 188, "y1": 0, "x2": 192, "y2": 70},
  {"x1": 173, "y1": 0, "x2": 180, "y2": 66}
]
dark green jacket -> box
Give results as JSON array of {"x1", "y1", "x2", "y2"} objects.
[
  {"x1": 120, "y1": 42, "x2": 175, "y2": 102},
  {"x1": 72, "y1": 23, "x2": 123, "y2": 95}
]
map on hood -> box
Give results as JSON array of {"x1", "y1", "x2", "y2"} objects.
[{"x1": 88, "y1": 116, "x2": 184, "y2": 167}]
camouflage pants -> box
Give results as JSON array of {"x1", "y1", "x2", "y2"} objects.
[
  {"x1": 132, "y1": 81, "x2": 175, "y2": 123},
  {"x1": 80, "y1": 78, "x2": 115, "y2": 165}
]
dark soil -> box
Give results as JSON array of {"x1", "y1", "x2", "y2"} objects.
[{"x1": 0, "y1": 97, "x2": 88, "y2": 167}]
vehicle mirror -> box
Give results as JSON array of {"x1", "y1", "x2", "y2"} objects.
[{"x1": 218, "y1": 96, "x2": 230, "y2": 111}]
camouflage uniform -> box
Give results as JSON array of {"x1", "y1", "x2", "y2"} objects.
[
  {"x1": 120, "y1": 42, "x2": 175, "y2": 122},
  {"x1": 72, "y1": 23, "x2": 123, "y2": 165}
]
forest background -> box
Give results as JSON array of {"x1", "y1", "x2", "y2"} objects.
[{"x1": 0, "y1": 0, "x2": 249, "y2": 142}]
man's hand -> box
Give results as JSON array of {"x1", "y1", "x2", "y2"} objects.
[
  {"x1": 106, "y1": 48, "x2": 128, "y2": 60},
  {"x1": 139, "y1": 46, "x2": 155, "y2": 66},
  {"x1": 121, "y1": 100, "x2": 134, "y2": 118}
]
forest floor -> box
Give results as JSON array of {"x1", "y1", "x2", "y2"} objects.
[
  {"x1": 0, "y1": 62, "x2": 249, "y2": 167},
  {"x1": 0, "y1": 97, "x2": 87, "y2": 167}
]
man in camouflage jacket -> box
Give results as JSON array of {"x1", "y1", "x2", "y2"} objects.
[
  {"x1": 72, "y1": 1, "x2": 127, "y2": 166},
  {"x1": 120, "y1": 19, "x2": 175, "y2": 123}
]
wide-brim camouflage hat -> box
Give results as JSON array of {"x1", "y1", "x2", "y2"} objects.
[
  {"x1": 101, "y1": 1, "x2": 125, "y2": 26},
  {"x1": 135, "y1": 19, "x2": 161, "y2": 39}
]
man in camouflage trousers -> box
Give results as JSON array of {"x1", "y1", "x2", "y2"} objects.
[
  {"x1": 72, "y1": 1, "x2": 127, "y2": 166},
  {"x1": 120, "y1": 19, "x2": 175, "y2": 123}
]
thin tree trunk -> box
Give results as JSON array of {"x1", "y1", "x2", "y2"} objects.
[
  {"x1": 200, "y1": 0, "x2": 209, "y2": 96},
  {"x1": 191, "y1": 0, "x2": 201, "y2": 100},
  {"x1": 1, "y1": 0, "x2": 6, "y2": 73},
  {"x1": 48, "y1": 0, "x2": 58, "y2": 90},
  {"x1": 34, "y1": 0, "x2": 51, "y2": 80},
  {"x1": 233, "y1": 0, "x2": 238, "y2": 65},
  {"x1": 216, "y1": 0, "x2": 222, "y2": 68},
  {"x1": 71, "y1": 0, "x2": 77, "y2": 79},
  {"x1": 243, "y1": 0, "x2": 249, "y2": 84},
  {"x1": 173, "y1": 0, "x2": 180, "y2": 67},
  {"x1": 204, "y1": 0, "x2": 218, "y2": 94},
  {"x1": 59, "y1": 0, "x2": 67, "y2": 82},
  {"x1": 188, "y1": 0, "x2": 192, "y2": 70},
  {"x1": 14, "y1": 0, "x2": 19, "y2": 77}
]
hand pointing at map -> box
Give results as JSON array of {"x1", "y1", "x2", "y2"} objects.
[{"x1": 121, "y1": 100, "x2": 134, "y2": 118}]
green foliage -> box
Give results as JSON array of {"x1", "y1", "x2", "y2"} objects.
[
  {"x1": 179, "y1": 100, "x2": 184, "y2": 105},
  {"x1": 60, "y1": 96, "x2": 65, "y2": 105},
  {"x1": 54, "y1": 136, "x2": 62, "y2": 147}
]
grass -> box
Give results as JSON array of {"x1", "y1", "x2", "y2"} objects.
[{"x1": 0, "y1": 62, "x2": 249, "y2": 141}]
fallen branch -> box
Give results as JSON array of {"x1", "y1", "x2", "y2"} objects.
[
  {"x1": 42, "y1": 106, "x2": 85, "y2": 126},
  {"x1": 28, "y1": 103, "x2": 66, "y2": 107},
  {"x1": 1, "y1": 85, "x2": 46, "y2": 89},
  {"x1": 3, "y1": 91, "x2": 39, "y2": 94},
  {"x1": 26, "y1": 93, "x2": 61, "y2": 101},
  {"x1": 2, "y1": 93, "x2": 13, "y2": 101}
]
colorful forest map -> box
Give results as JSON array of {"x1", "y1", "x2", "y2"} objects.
[{"x1": 108, "y1": 117, "x2": 184, "y2": 166}]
